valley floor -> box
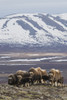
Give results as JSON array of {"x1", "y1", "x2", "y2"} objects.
[
  {"x1": 0, "y1": 52, "x2": 67, "y2": 100},
  {"x1": 0, "y1": 52, "x2": 67, "y2": 83}
]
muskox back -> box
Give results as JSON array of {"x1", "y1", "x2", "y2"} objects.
[{"x1": 16, "y1": 70, "x2": 27, "y2": 76}]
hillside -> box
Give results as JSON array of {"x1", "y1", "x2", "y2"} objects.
[
  {"x1": 0, "y1": 13, "x2": 67, "y2": 52},
  {"x1": 0, "y1": 84, "x2": 67, "y2": 100}
]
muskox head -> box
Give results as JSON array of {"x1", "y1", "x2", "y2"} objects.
[
  {"x1": 29, "y1": 72, "x2": 34, "y2": 77},
  {"x1": 8, "y1": 74, "x2": 17, "y2": 85},
  {"x1": 8, "y1": 74, "x2": 14, "y2": 85},
  {"x1": 48, "y1": 72, "x2": 54, "y2": 82}
]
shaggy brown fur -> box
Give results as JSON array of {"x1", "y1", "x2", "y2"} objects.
[
  {"x1": 48, "y1": 69, "x2": 63, "y2": 86},
  {"x1": 8, "y1": 70, "x2": 33, "y2": 86},
  {"x1": 28, "y1": 67, "x2": 42, "y2": 84}
]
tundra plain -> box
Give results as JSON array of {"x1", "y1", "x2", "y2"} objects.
[
  {"x1": 0, "y1": 52, "x2": 67, "y2": 83},
  {"x1": 0, "y1": 52, "x2": 67, "y2": 100}
]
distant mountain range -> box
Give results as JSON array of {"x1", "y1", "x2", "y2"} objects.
[{"x1": 0, "y1": 13, "x2": 67, "y2": 52}]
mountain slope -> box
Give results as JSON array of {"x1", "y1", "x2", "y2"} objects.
[{"x1": 0, "y1": 13, "x2": 67, "y2": 52}]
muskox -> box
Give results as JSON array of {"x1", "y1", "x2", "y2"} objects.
[
  {"x1": 8, "y1": 70, "x2": 33, "y2": 86},
  {"x1": 28, "y1": 67, "x2": 48, "y2": 84},
  {"x1": 15, "y1": 70, "x2": 27, "y2": 85},
  {"x1": 48, "y1": 68, "x2": 64, "y2": 86},
  {"x1": 38, "y1": 68, "x2": 48, "y2": 83},
  {"x1": 28, "y1": 67, "x2": 42, "y2": 84},
  {"x1": 18, "y1": 71, "x2": 34, "y2": 86}
]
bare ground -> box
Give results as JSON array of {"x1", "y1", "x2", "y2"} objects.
[{"x1": 0, "y1": 83, "x2": 67, "y2": 100}]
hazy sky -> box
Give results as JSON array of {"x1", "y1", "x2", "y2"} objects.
[{"x1": 0, "y1": 0, "x2": 67, "y2": 17}]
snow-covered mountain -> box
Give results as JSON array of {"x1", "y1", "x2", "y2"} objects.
[{"x1": 0, "y1": 13, "x2": 67, "y2": 52}]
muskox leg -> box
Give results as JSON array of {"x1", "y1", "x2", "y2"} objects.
[
  {"x1": 27, "y1": 83, "x2": 29, "y2": 87},
  {"x1": 39, "y1": 76, "x2": 42, "y2": 84},
  {"x1": 36, "y1": 78, "x2": 41, "y2": 84},
  {"x1": 41, "y1": 79, "x2": 44, "y2": 83},
  {"x1": 49, "y1": 81, "x2": 52, "y2": 85},
  {"x1": 29, "y1": 78, "x2": 34, "y2": 85},
  {"x1": 30, "y1": 81, "x2": 33, "y2": 85},
  {"x1": 61, "y1": 80, "x2": 64, "y2": 87},
  {"x1": 51, "y1": 80, "x2": 55, "y2": 86},
  {"x1": 59, "y1": 77, "x2": 64, "y2": 87},
  {"x1": 39, "y1": 80, "x2": 41, "y2": 83},
  {"x1": 29, "y1": 78, "x2": 33, "y2": 86},
  {"x1": 23, "y1": 83, "x2": 25, "y2": 87},
  {"x1": 54, "y1": 82, "x2": 57, "y2": 87}
]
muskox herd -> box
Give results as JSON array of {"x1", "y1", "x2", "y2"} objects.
[{"x1": 8, "y1": 67, "x2": 64, "y2": 87}]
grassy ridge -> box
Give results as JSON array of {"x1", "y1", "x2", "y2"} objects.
[{"x1": 0, "y1": 84, "x2": 67, "y2": 100}]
